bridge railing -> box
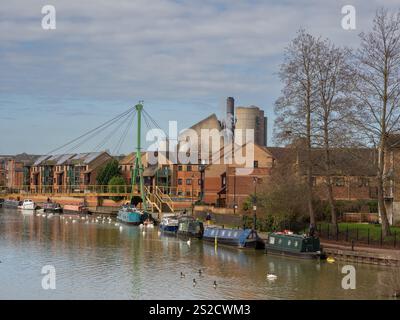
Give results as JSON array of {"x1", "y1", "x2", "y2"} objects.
[{"x1": 0, "y1": 185, "x2": 200, "y2": 201}]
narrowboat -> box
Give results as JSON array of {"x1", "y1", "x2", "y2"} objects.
[
  {"x1": 117, "y1": 204, "x2": 149, "y2": 225},
  {"x1": 177, "y1": 216, "x2": 204, "y2": 238},
  {"x1": 203, "y1": 227, "x2": 264, "y2": 249},
  {"x1": 43, "y1": 202, "x2": 63, "y2": 213},
  {"x1": 63, "y1": 204, "x2": 89, "y2": 215},
  {"x1": 159, "y1": 214, "x2": 179, "y2": 233},
  {"x1": 3, "y1": 199, "x2": 21, "y2": 209},
  {"x1": 264, "y1": 232, "x2": 324, "y2": 259}
]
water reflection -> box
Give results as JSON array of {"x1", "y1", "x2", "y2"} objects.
[{"x1": 0, "y1": 208, "x2": 398, "y2": 300}]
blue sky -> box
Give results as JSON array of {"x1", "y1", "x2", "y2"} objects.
[{"x1": 0, "y1": 0, "x2": 397, "y2": 154}]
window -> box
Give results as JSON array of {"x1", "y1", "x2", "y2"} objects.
[
  {"x1": 178, "y1": 165, "x2": 183, "y2": 171},
  {"x1": 311, "y1": 177, "x2": 317, "y2": 186},
  {"x1": 198, "y1": 179, "x2": 202, "y2": 185},
  {"x1": 221, "y1": 174, "x2": 226, "y2": 187},
  {"x1": 335, "y1": 177, "x2": 345, "y2": 187},
  {"x1": 186, "y1": 179, "x2": 192, "y2": 185},
  {"x1": 187, "y1": 165, "x2": 192, "y2": 172},
  {"x1": 358, "y1": 177, "x2": 369, "y2": 187},
  {"x1": 186, "y1": 191, "x2": 191, "y2": 196},
  {"x1": 269, "y1": 237, "x2": 275, "y2": 245},
  {"x1": 254, "y1": 161, "x2": 259, "y2": 168},
  {"x1": 178, "y1": 179, "x2": 183, "y2": 185}
]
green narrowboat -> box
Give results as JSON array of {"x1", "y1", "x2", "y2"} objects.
[{"x1": 265, "y1": 232, "x2": 324, "y2": 259}]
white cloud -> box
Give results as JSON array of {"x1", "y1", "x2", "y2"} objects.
[{"x1": 0, "y1": 0, "x2": 398, "y2": 153}]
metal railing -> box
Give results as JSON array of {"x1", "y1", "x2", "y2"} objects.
[
  {"x1": 317, "y1": 223, "x2": 399, "y2": 249},
  {"x1": 0, "y1": 185, "x2": 199, "y2": 198}
]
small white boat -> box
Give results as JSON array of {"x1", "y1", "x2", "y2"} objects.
[{"x1": 18, "y1": 199, "x2": 37, "y2": 210}]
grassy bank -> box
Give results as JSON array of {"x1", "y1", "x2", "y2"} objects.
[{"x1": 318, "y1": 222, "x2": 400, "y2": 247}]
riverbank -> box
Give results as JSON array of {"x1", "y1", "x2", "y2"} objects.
[{"x1": 321, "y1": 240, "x2": 400, "y2": 266}]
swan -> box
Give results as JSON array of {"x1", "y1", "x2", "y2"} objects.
[
  {"x1": 119, "y1": 226, "x2": 123, "y2": 232},
  {"x1": 187, "y1": 239, "x2": 191, "y2": 246},
  {"x1": 192, "y1": 279, "x2": 197, "y2": 287},
  {"x1": 180, "y1": 272, "x2": 185, "y2": 278},
  {"x1": 267, "y1": 274, "x2": 277, "y2": 281},
  {"x1": 213, "y1": 281, "x2": 217, "y2": 289}
]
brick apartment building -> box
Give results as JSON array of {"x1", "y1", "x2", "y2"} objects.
[
  {"x1": 30, "y1": 151, "x2": 113, "y2": 193},
  {"x1": 6, "y1": 154, "x2": 40, "y2": 190},
  {"x1": 202, "y1": 142, "x2": 379, "y2": 214}
]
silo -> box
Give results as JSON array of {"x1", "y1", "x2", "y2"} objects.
[{"x1": 235, "y1": 106, "x2": 265, "y2": 146}]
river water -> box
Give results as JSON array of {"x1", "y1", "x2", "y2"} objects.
[{"x1": 0, "y1": 208, "x2": 398, "y2": 300}]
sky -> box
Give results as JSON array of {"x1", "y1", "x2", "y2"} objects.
[{"x1": 0, "y1": 0, "x2": 398, "y2": 155}]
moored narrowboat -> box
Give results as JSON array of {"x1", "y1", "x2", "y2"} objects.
[
  {"x1": 43, "y1": 202, "x2": 63, "y2": 213},
  {"x1": 63, "y1": 204, "x2": 89, "y2": 215},
  {"x1": 265, "y1": 232, "x2": 324, "y2": 259},
  {"x1": 177, "y1": 216, "x2": 204, "y2": 238},
  {"x1": 159, "y1": 214, "x2": 179, "y2": 233},
  {"x1": 3, "y1": 199, "x2": 21, "y2": 209},
  {"x1": 203, "y1": 227, "x2": 264, "y2": 249}
]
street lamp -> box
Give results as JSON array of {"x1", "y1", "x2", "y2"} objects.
[
  {"x1": 233, "y1": 169, "x2": 237, "y2": 214},
  {"x1": 253, "y1": 176, "x2": 258, "y2": 230},
  {"x1": 199, "y1": 160, "x2": 206, "y2": 202},
  {"x1": 191, "y1": 173, "x2": 195, "y2": 215}
]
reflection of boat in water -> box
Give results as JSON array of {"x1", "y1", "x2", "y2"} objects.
[
  {"x1": 265, "y1": 232, "x2": 324, "y2": 259},
  {"x1": 20, "y1": 209, "x2": 35, "y2": 215},
  {"x1": 18, "y1": 199, "x2": 37, "y2": 210},
  {"x1": 63, "y1": 204, "x2": 89, "y2": 215},
  {"x1": 43, "y1": 202, "x2": 62, "y2": 213},
  {"x1": 203, "y1": 227, "x2": 264, "y2": 249},
  {"x1": 177, "y1": 216, "x2": 204, "y2": 238},
  {"x1": 159, "y1": 214, "x2": 179, "y2": 233},
  {"x1": 117, "y1": 205, "x2": 149, "y2": 225}
]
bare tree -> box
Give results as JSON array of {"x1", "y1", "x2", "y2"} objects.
[
  {"x1": 313, "y1": 40, "x2": 355, "y2": 233},
  {"x1": 353, "y1": 9, "x2": 400, "y2": 236},
  {"x1": 274, "y1": 29, "x2": 319, "y2": 225}
]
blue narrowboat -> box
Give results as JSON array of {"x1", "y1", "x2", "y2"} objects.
[
  {"x1": 159, "y1": 214, "x2": 179, "y2": 233},
  {"x1": 203, "y1": 227, "x2": 264, "y2": 249},
  {"x1": 117, "y1": 205, "x2": 149, "y2": 225},
  {"x1": 265, "y1": 232, "x2": 324, "y2": 259}
]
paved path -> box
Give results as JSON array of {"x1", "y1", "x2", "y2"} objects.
[{"x1": 321, "y1": 240, "x2": 400, "y2": 259}]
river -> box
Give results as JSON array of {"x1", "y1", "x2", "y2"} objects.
[{"x1": 0, "y1": 208, "x2": 398, "y2": 300}]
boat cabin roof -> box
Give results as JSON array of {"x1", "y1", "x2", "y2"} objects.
[{"x1": 204, "y1": 228, "x2": 255, "y2": 239}]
